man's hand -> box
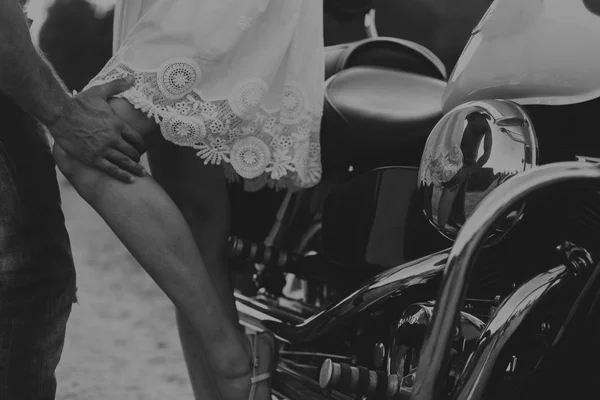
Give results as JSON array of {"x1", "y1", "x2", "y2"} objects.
[
  {"x1": 0, "y1": 1, "x2": 145, "y2": 183},
  {"x1": 48, "y1": 76, "x2": 147, "y2": 183}
]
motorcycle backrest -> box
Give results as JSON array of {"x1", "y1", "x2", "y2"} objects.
[{"x1": 325, "y1": 37, "x2": 447, "y2": 81}]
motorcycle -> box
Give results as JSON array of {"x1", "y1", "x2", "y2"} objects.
[{"x1": 231, "y1": 1, "x2": 600, "y2": 399}]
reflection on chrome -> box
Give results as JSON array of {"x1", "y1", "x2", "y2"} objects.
[
  {"x1": 387, "y1": 302, "x2": 485, "y2": 379},
  {"x1": 418, "y1": 100, "x2": 539, "y2": 244},
  {"x1": 452, "y1": 265, "x2": 571, "y2": 400},
  {"x1": 262, "y1": 250, "x2": 450, "y2": 342},
  {"x1": 411, "y1": 161, "x2": 600, "y2": 400}
]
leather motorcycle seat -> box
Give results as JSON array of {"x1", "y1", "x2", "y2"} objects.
[
  {"x1": 324, "y1": 37, "x2": 447, "y2": 81},
  {"x1": 321, "y1": 66, "x2": 446, "y2": 175}
]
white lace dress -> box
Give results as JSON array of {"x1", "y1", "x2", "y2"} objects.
[{"x1": 85, "y1": 0, "x2": 324, "y2": 191}]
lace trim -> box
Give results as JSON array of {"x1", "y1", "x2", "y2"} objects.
[
  {"x1": 87, "y1": 57, "x2": 322, "y2": 191},
  {"x1": 419, "y1": 144, "x2": 464, "y2": 186}
]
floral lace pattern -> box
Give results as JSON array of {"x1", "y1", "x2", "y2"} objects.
[
  {"x1": 419, "y1": 144, "x2": 464, "y2": 186},
  {"x1": 238, "y1": 15, "x2": 253, "y2": 30},
  {"x1": 87, "y1": 57, "x2": 322, "y2": 191}
]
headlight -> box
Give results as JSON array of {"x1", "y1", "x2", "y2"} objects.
[{"x1": 417, "y1": 100, "x2": 539, "y2": 244}]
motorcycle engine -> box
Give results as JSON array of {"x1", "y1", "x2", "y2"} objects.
[
  {"x1": 386, "y1": 302, "x2": 488, "y2": 397},
  {"x1": 319, "y1": 299, "x2": 495, "y2": 399}
]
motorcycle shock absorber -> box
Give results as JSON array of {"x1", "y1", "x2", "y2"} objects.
[{"x1": 319, "y1": 359, "x2": 412, "y2": 400}]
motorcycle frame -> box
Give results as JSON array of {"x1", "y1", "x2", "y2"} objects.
[
  {"x1": 412, "y1": 161, "x2": 600, "y2": 400},
  {"x1": 234, "y1": 249, "x2": 449, "y2": 400},
  {"x1": 240, "y1": 249, "x2": 450, "y2": 343}
]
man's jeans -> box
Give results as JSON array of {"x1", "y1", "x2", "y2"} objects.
[{"x1": 0, "y1": 109, "x2": 76, "y2": 400}]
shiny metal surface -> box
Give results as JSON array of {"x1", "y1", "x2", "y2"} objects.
[
  {"x1": 365, "y1": 8, "x2": 378, "y2": 38},
  {"x1": 274, "y1": 362, "x2": 353, "y2": 400},
  {"x1": 263, "y1": 250, "x2": 450, "y2": 342},
  {"x1": 388, "y1": 303, "x2": 485, "y2": 380},
  {"x1": 418, "y1": 99, "x2": 538, "y2": 244},
  {"x1": 387, "y1": 304, "x2": 433, "y2": 381},
  {"x1": 452, "y1": 265, "x2": 572, "y2": 400},
  {"x1": 235, "y1": 292, "x2": 304, "y2": 343},
  {"x1": 411, "y1": 161, "x2": 600, "y2": 400}
]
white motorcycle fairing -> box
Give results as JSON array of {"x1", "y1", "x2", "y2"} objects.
[{"x1": 443, "y1": 0, "x2": 600, "y2": 113}]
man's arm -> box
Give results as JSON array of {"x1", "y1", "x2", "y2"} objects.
[
  {"x1": 0, "y1": 0, "x2": 68, "y2": 125},
  {"x1": 0, "y1": 0, "x2": 146, "y2": 182}
]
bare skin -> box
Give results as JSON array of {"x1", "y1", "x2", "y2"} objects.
[
  {"x1": 0, "y1": 0, "x2": 145, "y2": 182},
  {"x1": 147, "y1": 137, "x2": 244, "y2": 399},
  {"x1": 53, "y1": 98, "x2": 273, "y2": 400}
]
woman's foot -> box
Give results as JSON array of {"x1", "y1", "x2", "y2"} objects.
[{"x1": 246, "y1": 331, "x2": 276, "y2": 400}]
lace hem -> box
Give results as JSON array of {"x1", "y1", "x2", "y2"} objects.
[
  {"x1": 87, "y1": 57, "x2": 322, "y2": 191},
  {"x1": 419, "y1": 144, "x2": 464, "y2": 186}
]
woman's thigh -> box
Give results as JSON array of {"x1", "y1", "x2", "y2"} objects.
[
  {"x1": 108, "y1": 98, "x2": 161, "y2": 148},
  {"x1": 147, "y1": 136, "x2": 230, "y2": 236},
  {"x1": 109, "y1": 97, "x2": 230, "y2": 241}
]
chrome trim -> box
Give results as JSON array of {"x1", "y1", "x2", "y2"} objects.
[
  {"x1": 274, "y1": 362, "x2": 353, "y2": 400},
  {"x1": 576, "y1": 155, "x2": 600, "y2": 164},
  {"x1": 265, "y1": 191, "x2": 294, "y2": 246},
  {"x1": 364, "y1": 8, "x2": 378, "y2": 38},
  {"x1": 279, "y1": 351, "x2": 353, "y2": 362},
  {"x1": 294, "y1": 221, "x2": 322, "y2": 254},
  {"x1": 265, "y1": 250, "x2": 450, "y2": 342},
  {"x1": 235, "y1": 292, "x2": 304, "y2": 343},
  {"x1": 411, "y1": 161, "x2": 600, "y2": 400},
  {"x1": 452, "y1": 264, "x2": 572, "y2": 400},
  {"x1": 418, "y1": 99, "x2": 539, "y2": 244}
]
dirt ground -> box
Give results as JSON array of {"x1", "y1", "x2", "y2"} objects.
[{"x1": 54, "y1": 159, "x2": 195, "y2": 400}]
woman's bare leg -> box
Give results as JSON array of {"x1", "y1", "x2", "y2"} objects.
[
  {"x1": 53, "y1": 98, "x2": 272, "y2": 400},
  {"x1": 147, "y1": 139, "x2": 241, "y2": 399}
]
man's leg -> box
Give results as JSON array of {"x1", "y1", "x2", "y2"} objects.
[{"x1": 0, "y1": 126, "x2": 76, "y2": 400}]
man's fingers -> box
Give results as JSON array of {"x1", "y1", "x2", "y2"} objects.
[
  {"x1": 96, "y1": 159, "x2": 136, "y2": 184},
  {"x1": 106, "y1": 150, "x2": 146, "y2": 178},
  {"x1": 120, "y1": 122, "x2": 146, "y2": 154},
  {"x1": 114, "y1": 140, "x2": 142, "y2": 163},
  {"x1": 96, "y1": 75, "x2": 136, "y2": 99}
]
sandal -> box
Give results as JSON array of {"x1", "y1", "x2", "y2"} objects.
[{"x1": 247, "y1": 331, "x2": 277, "y2": 400}]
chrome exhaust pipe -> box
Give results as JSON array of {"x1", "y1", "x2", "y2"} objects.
[
  {"x1": 451, "y1": 241, "x2": 594, "y2": 400},
  {"x1": 253, "y1": 250, "x2": 450, "y2": 343},
  {"x1": 412, "y1": 161, "x2": 600, "y2": 400}
]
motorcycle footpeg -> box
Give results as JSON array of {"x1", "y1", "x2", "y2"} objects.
[{"x1": 319, "y1": 359, "x2": 410, "y2": 400}]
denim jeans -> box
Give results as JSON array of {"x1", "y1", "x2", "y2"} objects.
[{"x1": 0, "y1": 96, "x2": 76, "y2": 400}]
